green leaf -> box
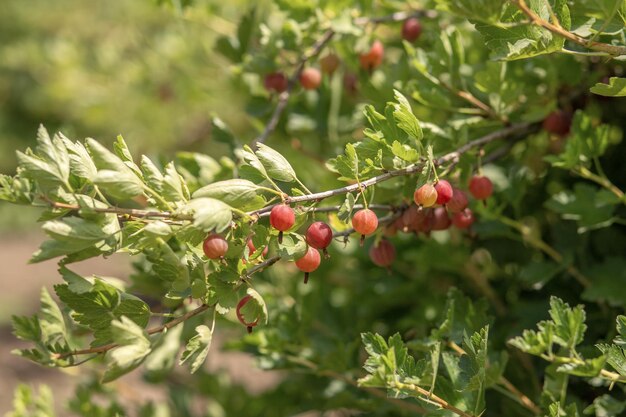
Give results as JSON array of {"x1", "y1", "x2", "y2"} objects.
[
  {"x1": 102, "y1": 316, "x2": 151, "y2": 383},
  {"x1": 596, "y1": 344, "x2": 626, "y2": 376},
  {"x1": 508, "y1": 321, "x2": 554, "y2": 356},
  {"x1": 276, "y1": 233, "x2": 307, "y2": 261},
  {"x1": 180, "y1": 324, "x2": 213, "y2": 373},
  {"x1": 254, "y1": 143, "x2": 298, "y2": 183},
  {"x1": 144, "y1": 324, "x2": 183, "y2": 376},
  {"x1": 93, "y1": 170, "x2": 144, "y2": 199},
  {"x1": 549, "y1": 296, "x2": 587, "y2": 349},
  {"x1": 16, "y1": 127, "x2": 71, "y2": 189},
  {"x1": 475, "y1": 0, "x2": 571, "y2": 60},
  {"x1": 391, "y1": 141, "x2": 420, "y2": 163},
  {"x1": 39, "y1": 287, "x2": 66, "y2": 345},
  {"x1": 392, "y1": 90, "x2": 423, "y2": 141},
  {"x1": 31, "y1": 215, "x2": 120, "y2": 263},
  {"x1": 582, "y1": 258, "x2": 626, "y2": 308},
  {"x1": 584, "y1": 394, "x2": 626, "y2": 417},
  {"x1": 177, "y1": 198, "x2": 233, "y2": 233},
  {"x1": 161, "y1": 162, "x2": 189, "y2": 202},
  {"x1": 546, "y1": 183, "x2": 619, "y2": 231},
  {"x1": 591, "y1": 77, "x2": 626, "y2": 97},
  {"x1": 55, "y1": 279, "x2": 150, "y2": 346},
  {"x1": 435, "y1": 0, "x2": 505, "y2": 24},
  {"x1": 7, "y1": 384, "x2": 55, "y2": 417},
  {"x1": 192, "y1": 179, "x2": 266, "y2": 210}
]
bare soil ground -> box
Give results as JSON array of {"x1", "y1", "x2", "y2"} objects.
[{"x1": 0, "y1": 232, "x2": 280, "y2": 416}]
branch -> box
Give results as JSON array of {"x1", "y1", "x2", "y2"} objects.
[
  {"x1": 40, "y1": 197, "x2": 191, "y2": 221},
  {"x1": 513, "y1": 0, "x2": 626, "y2": 57},
  {"x1": 249, "y1": 122, "x2": 535, "y2": 217},
  {"x1": 391, "y1": 381, "x2": 476, "y2": 417},
  {"x1": 251, "y1": 8, "x2": 438, "y2": 146}
]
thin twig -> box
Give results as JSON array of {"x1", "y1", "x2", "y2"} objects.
[
  {"x1": 249, "y1": 122, "x2": 535, "y2": 217},
  {"x1": 513, "y1": 0, "x2": 626, "y2": 57},
  {"x1": 391, "y1": 381, "x2": 475, "y2": 417}
]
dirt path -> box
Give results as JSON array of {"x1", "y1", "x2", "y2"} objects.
[{"x1": 0, "y1": 232, "x2": 280, "y2": 416}]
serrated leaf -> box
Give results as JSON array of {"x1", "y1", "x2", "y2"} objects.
[
  {"x1": 178, "y1": 198, "x2": 233, "y2": 233},
  {"x1": 55, "y1": 279, "x2": 150, "y2": 346},
  {"x1": 475, "y1": 0, "x2": 571, "y2": 60},
  {"x1": 591, "y1": 77, "x2": 626, "y2": 97},
  {"x1": 255, "y1": 143, "x2": 298, "y2": 183},
  {"x1": 549, "y1": 296, "x2": 586, "y2": 349},
  {"x1": 392, "y1": 90, "x2": 423, "y2": 141},
  {"x1": 276, "y1": 233, "x2": 307, "y2": 261},
  {"x1": 193, "y1": 179, "x2": 266, "y2": 210},
  {"x1": 180, "y1": 325, "x2": 213, "y2": 373},
  {"x1": 102, "y1": 316, "x2": 151, "y2": 382}
]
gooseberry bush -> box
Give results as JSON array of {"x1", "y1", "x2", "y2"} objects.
[{"x1": 3, "y1": 1, "x2": 626, "y2": 416}]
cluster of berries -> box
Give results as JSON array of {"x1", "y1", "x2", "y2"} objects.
[{"x1": 263, "y1": 18, "x2": 423, "y2": 94}]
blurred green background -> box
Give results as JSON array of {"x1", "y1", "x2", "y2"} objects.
[{"x1": 0, "y1": 0, "x2": 253, "y2": 231}]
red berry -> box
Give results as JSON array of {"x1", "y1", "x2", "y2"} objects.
[
  {"x1": 359, "y1": 40, "x2": 384, "y2": 71},
  {"x1": 306, "y1": 221, "x2": 333, "y2": 253},
  {"x1": 400, "y1": 205, "x2": 419, "y2": 232},
  {"x1": 343, "y1": 72, "x2": 358, "y2": 94},
  {"x1": 469, "y1": 176, "x2": 493, "y2": 200},
  {"x1": 414, "y1": 183, "x2": 438, "y2": 207},
  {"x1": 203, "y1": 234, "x2": 228, "y2": 259},
  {"x1": 402, "y1": 18, "x2": 422, "y2": 42},
  {"x1": 320, "y1": 53, "x2": 340, "y2": 75},
  {"x1": 270, "y1": 204, "x2": 295, "y2": 244},
  {"x1": 452, "y1": 208, "x2": 475, "y2": 229},
  {"x1": 369, "y1": 239, "x2": 396, "y2": 268},
  {"x1": 434, "y1": 180, "x2": 453, "y2": 205},
  {"x1": 543, "y1": 110, "x2": 571, "y2": 136},
  {"x1": 300, "y1": 67, "x2": 322, "y2": 90},
  {"x1": 295, "y1": 246, "x2": 321, "y2": 284},
  {"x1": 352, "y1": 209, "x2": 379, "y2": 245},
  {"x1": 431, "y1": 207, "x2": 451, "y2": 231},
  {"x1": 264, "y1": 72, "x2": 288, "y2": 93},
  {"x1": 236, "y1": 295, "x2": 259, "y2": 333},
  {"x1": 447, "y1": 188, "x2": 469, "y2": 213},
  {"x1": 247, "y1": 238, "x2": 268, "y2": 258}
]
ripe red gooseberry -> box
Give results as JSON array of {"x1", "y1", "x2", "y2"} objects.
[
  {"x1": 320, "y1": 53, "x2": 340, "y2": 75},
  {"x1": 359, "y1": 40, "x2": 384, "y2": 71},
  {"x1": 352, "y1": 208, "x2": 379, "y2": 246},
  {"x1": 299, "y1": 67, "x2": 322, "y2": 90},
  {"x1": 264, "y1": 72, "x2": 288, "y2": 93},
  {"x1": 203, "y1": 234, "x2": 228, "y2": 259},
  {"x1": 431, "y1": 207, "x2": 452, "y2": 231},
  {"x1": 306, "y1": 221, "x2": 333, "y2": 257},
  {"x1": 543, "y1": 110, "x2": 571, "y2": 136},
  {"x1": 400, "y1": 205, "x2": 420, "y2": 233},
  {"x1": 369, "y1": 239, "x2": 396, "y2": 268},
  {"x1": 343, "y1": 72, "x2": 358, "y2": 94},
  {"x1": 402, "y1": 18, "x2": 422, "y2": 42},
  {"x1": 270, "y1": 204, "x2": 295, "y2": 243},
  {"x1": 469, "y1": 175, "x2": 493, "y2": 200},
  {"x1": 434, "y1": 180, "x2": 453, "y2": 205},
  {"x1": 447, "y1": 188, "x2": 469, "y2": 213},
  {"x1": 295, "y1": 246, "x2": 321, "y2": 284},
  {"x1": 452, "y1": 208, "x2": 475, "y2": 229},
  {"x1": 414, "y1": 183, "x2": 438, "y2": 207},
  {"x1": 236, "y1": 295, "x2": 259, "y2": 333},
  {"x1": 246, "y1": 238, "x2": 268, "y2": 258}
]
